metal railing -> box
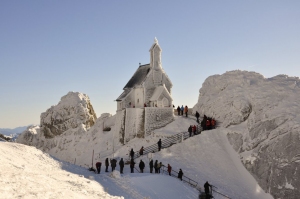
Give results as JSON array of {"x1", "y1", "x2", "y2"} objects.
[{"x1": 126, "y1": 125, "x2": 202, "y2": 162}]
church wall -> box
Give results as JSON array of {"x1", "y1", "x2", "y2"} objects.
[
  {"x1": 124, "y1": 108, "x2": 145, "y2": 144},
  {"x1": 144, "y1": 107, "x2": 174, "y2": 136},
  {"x1": 123, "y1": 90, "x2": 135, "y2": 108},
  {"x1": 158, "y1": 90, "x2": 173, "y2": 107},
  {"x1": 134, "y1": 88, "x2": 144, "y2": 108},
  {"x1": 163, "y1": 74, "x2": 172, "y2": 94},
  {"x1": 144, "y1": 70, "x2": 156, "y2": 106}
]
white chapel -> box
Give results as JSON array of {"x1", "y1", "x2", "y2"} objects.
[{"x1": 116, "y1": 38, "x2": 173, "y2": 111}]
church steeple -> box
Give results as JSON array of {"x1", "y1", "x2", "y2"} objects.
[{"x1": 149, "y1": 37, "x2": 162, "y2": 70}]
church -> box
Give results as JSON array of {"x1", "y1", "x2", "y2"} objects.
[
  {"x1": 116, "y1": 38, "x2": 173, "y2": 110},
  {"x1": 114, "y1": 38, "x2": 174, "y2": 144}
]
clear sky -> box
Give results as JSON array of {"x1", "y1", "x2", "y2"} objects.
[{"x1": 1, "y1": 1, "x2": 299, "y2": 128}]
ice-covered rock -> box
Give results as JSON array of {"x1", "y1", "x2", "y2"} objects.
[
  {"x1": 40, "y1": 92, "x2": 97, "y2": 138},
  {"x1": 193, "y1": 70, "x2": 300, "y2": 199}
]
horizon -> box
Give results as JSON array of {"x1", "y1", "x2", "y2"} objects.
[{"x1": 1, "y1": 1, "x2": 300, "y2": 128}]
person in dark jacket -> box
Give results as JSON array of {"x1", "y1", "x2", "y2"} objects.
[
  {"x1": 188, "y1": 125, "x2": 192, "y2": 137},
  {"x1": 111, "y1": 159, "x2": 117, "y2": 171},
  {"x1": 130, "y1": 159, "x2": 135, "y2": 173},
  {"x1": 204, "y1": 181, "x2": 212, "y2": 199},
  {"x1": 139, "y1": 146, "x2": 144, "y2": 156},
  {"x1": 149, "y1": 159, "x2": 154, "y2": 173},
  {"x1": 206, "y1": 120, "x2": 211, "y2": 130},
  {"x1": 157, "y1": 139, "x2": 162, "y2": 151},
  {"x1": 119, "y1": 158, "x2": 124, "y2": 174},
  {"x1": 181, "y1": 105, "x2": 184, "y2": 115},
  {"x1": 195, "y1": 111, "x2": 200, "y2": 123},
  {"x1": 154, "y1": 160, "x2": 158, "y2": 173},
  {"x1": 139, "y1": 160, "x2": 145, "y2": 173},
  {"x1": 157, "y1": 162, "x2": 162, "y2": 173},
  {"x1": 95, "y1": 162, "x2": 102, "y2": 174},
  {"x1": 177, "y1": 106, "x2": 180, "y2": 115},
  {"x1": 130, "y1": 148, "x2": 134, "y2": 159},
  {"x1": 105, "y1": 158, "x2": 109, "y2": 172},
  {"x1": 178, "y1": 169, "x2": 183, "y2": 181},
  {"x1": 167, "y1": 164, "x2": 172, "y2": 176}
]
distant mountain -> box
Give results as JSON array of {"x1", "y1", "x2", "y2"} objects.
[{"x1": 0, "y1": 125, "x2": 32, "y2": 136}]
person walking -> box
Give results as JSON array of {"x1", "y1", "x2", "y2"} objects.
[
  {"x1": 204, "y1": 181, "x2": 212, "y2": 199},
  {"x1": 195, "y1": 111, "x2": 200, "y2": 123},
  {"x1": 188, "y1": 125, "x2": 192, "y2": 137},
  {"x1": 95, "y1": 162, "x2": 102, "y2": 174},
  {"x1": 105, "y1": 158, "x2": 109, "y2": 172},
  {"x1": 181, "y1": 105, "x2": 184, "y2": 116},
  {"x1": 157, "y1": 162, "x2": 162, "y2": 173},
  {"x1": 119, "y1": 158, "x2": 124, "y2": 174},
  {"x1": 192, "y1": 125, "x2": 197, "y2": 135},
  {"x1": 167, "y1": 164, "x2": 172, "y2": 176},
  {"x1": 111, "y1": 159, "x2": 117, "y2": 171},
  {"x1": 130, "y1": 159, "x2": 135, "y2": 173},
  {"x1": 185, "y1": 106, "x2": 188, "y2": 117},
  {"x1": 154, "y1": 160, "x2": 158, "y2": 173},
  {"x1": 177, "y1": 106, "x2": 180, "y2": 116},
  {"x1": 178, "y1": 169, "x2": 183, "y2": 181},
  {"x1": 139, "y1": 160, "x2": 145, "y2": 173},
  {"x1": 157, "y1": 139, "x2": 162, "y2": 151},
  {"x1": 211, "y1": 118, "x2": 216, "y2": 129},
  {"x1": 130, "y1": 148, "x2": 134, "y2": 159},
  {"x1": 139, "y1": 146, "x2": 144, "y2": 156},
  {"x1": 149, "y1": 159, "x2": 154, "y2": 173}
]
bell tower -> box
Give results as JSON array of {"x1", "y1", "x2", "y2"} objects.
[{"x1": 149, "y1": 37, "x2": 163, "y2": 85}]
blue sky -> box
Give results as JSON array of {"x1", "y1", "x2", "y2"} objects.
[{"x1": 1, "y1": 1, "x2": 299, "y2": 128}]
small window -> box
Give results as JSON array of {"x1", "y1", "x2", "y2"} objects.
[{"x1": 137, "y1": 99, "x2": 139, "y2": 103}]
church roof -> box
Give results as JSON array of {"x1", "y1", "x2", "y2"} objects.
[
  {"x1": 116, "y1": 89, "x2": 132, "y2": 101},
  {"x1": 123, "y1": 64, "x2": 151, "y2": 89}
]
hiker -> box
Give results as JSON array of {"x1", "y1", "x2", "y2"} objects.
[
  {"x1": 177, "y1": 106, "x2": 180, "y2": 115},
  {"x1": 211, "y1": 118, "x2": 216, "y2": 129},
  {"x1": 195, "y1": 111, "x2": 200, "y2": 123},
  {"x1": 185, "y1": 106, "x2": 188, "y2": 117},
  {"x1": 139, "y1": 160, "x2": 145, "y2": 173},
  {"x1": 119, "y1": 158, "x2": 124, "y2": 174},
  {"x1": 154, "y1": 160, "x2": 158, "y2": 173},
  {"x1": 144, "y1": 103, "x2": 147, "y2": 107},
  {"x1": 188, "y1": 125, "x2": 192, "y2": 137},
  {"x1": 181, "y1": 105, "x2": 184, "y2": 115},
  {"x1": 192, "y1": 125, "x2": 197, "y2": 135},
  {"x1": 178, "y1": 169, "x2": 183, "y2": 181},
  {"x1": 206, "y1": 120, "x2": 211, "y2": 130},
  {"x1": 130, "y1": 159, "x2": 135, "y2": 173},
  {"x1": 105, "y1": 158, "x2": 109, "y2": 172},
  {"x1": 167, "y1": 164, "x2": 172, "y2": 176},
  {"x1": 149, "y1": 159, "x2": 154, "y2": 173},
  {"x1": 130, "y1": 148, "x2": 134, "y2": 159},
  {"x1": 95, "y1": 162, "x2": 102, "y2": 174},
  {"x1": 157, "y1": 162, "x2": 162, "y2": 173},
  {"x1": 158, "y1": 139, "x2": 162, "y2": 151},
  {"x1": 204, "y1": 181, "x2": 212, "y2": 199},
  {"x1": 111, "y1": 158, "x2": 117, "y2": 171},
  {"x1": 139, "y1": 146, "x2": 144, "y2": 156}
]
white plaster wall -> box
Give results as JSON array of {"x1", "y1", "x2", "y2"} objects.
[
  {"x1": 114, "y1": 110, "x2": 126, "y2": 144},
  {"x1": 124, "y1": 108, "x2": 145, "y2": 144},
  {"x1": 134, "y1": 88, "x2": 144, "y2": 108},
  {"x1": 123, "y1": 90, "x2": 135, "y2": 108},
  {"x1": 144, "y1": 107, "x2": 174, "y2": 136}
]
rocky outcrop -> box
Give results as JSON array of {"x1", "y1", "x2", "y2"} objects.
[
  {"x1": 40, "y1": 92, "x2": 97, "y2": 138},
  {"x1": 193, "y1": 70, "x2": 300, "y2": 199}
]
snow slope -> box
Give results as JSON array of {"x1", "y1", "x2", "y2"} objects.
[
  {"x1": 193, "y1": 70, "x2": 300, "y2": 198},
  {"x1": 0, "y1": 142, "x2": 198, "y2": 199}
]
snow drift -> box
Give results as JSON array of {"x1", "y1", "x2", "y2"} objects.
[{"x1": 193, "y1": 70, "x2": 300, "y2": 199}]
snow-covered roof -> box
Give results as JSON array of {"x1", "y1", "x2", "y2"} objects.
[
  {"x1": 123, "y1": 64, "x2": 151, "y2": 90},
  {"x1": 149, "y1": 85, "x2": 172, "y2": 101},
  {"x1": 116, "y1": 89, "x2": 132, "y2": 101}
]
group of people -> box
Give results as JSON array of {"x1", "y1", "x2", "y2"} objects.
[
  {"x1": 176, "y1": 105, "x2": 189, "y2": 117},
  {"x1": 188, "y1": 125, "x2": 198, "y2": 137},
  {"x1": 200, "y1": 115, "x2": 216, "y2": 130}
]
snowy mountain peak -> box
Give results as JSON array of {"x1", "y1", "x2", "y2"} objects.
[{"x1": 40, "y1": 91, "x2": 97, "y2": 138}]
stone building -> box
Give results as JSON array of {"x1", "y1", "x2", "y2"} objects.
[
  {"x1": 116, "y1": 37, "x2": 173, "y2": 110},
  {"x1": 115, "y1": 38, "x2": 174, "y2": 144}
]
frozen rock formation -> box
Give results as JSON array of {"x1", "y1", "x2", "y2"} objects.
[
  {"x1": 193, "y1": 70, "x2": 300, "y2": 199},
  {"x1": 40, "y1": 92, "x2": 97, "y2": 138}
]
